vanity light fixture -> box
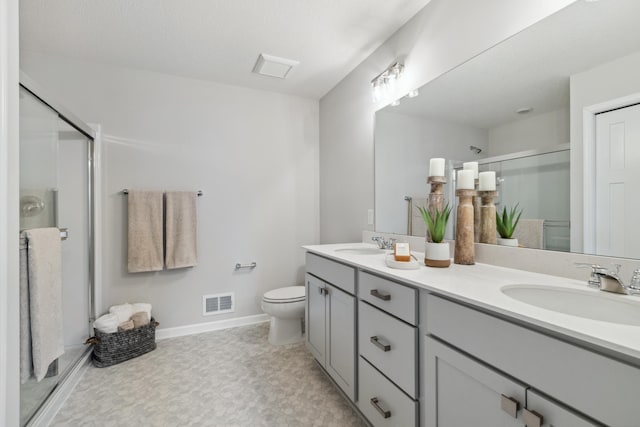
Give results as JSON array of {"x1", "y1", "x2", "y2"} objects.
[{"x1": 371, "y1": 61, "x2": 405, "y2": 102}]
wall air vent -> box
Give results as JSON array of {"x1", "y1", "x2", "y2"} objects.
[{"x1": 203, "y1": 293, "x2": 235, "y2": 316}]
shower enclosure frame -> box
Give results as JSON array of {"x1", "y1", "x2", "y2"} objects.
[{"x1": 19, "y1": 71, "x2": 98, "y2": 425}]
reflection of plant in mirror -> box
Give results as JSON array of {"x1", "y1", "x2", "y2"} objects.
[
  {"x1": 496, "y1": 204, "x2": 523, "y2": 239},
  {"x1": 418, "y1": 204, "x2": 452, "y2": 243}
]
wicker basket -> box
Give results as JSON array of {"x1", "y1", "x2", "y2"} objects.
[{"x1": 86, "y1": 318, "x2": 159, "y2": 368}]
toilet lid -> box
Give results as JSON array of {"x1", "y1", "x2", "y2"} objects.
[{"x1": 263, "y1": 286, "x2": 306, "y2": 303}]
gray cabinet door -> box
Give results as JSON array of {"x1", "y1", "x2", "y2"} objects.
[
  {"x1": 424, "y1": 336, "x2": 526, "y2": 427},
  {"x1": 526, "y1": 390, "x2": 598, "y2": 427},
  {"x1": 326, "y1": 284, "x2": 356, "y2": 401},
  {"x1": 305, "y1": 273, "x2": 326, "y2": 364}
]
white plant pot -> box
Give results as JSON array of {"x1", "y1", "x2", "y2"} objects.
[
  {"x1": 497, "y1": 237, "x2": 518, "y2": 247},
  {"x1": 425, "y1": 241, "x2": 451, "y2": 268}
]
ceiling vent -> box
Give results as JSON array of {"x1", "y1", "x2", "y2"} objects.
[
  {"x1": 203, "y1": 293, "x2": 234, "y2": 316},
  {"x1": 252, "y1": 54, "x2": 299, "y2": 79}
]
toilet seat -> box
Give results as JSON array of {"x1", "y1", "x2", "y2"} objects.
[{"x1": 262, "y1": 286, "x2": 305, "y2": 303}]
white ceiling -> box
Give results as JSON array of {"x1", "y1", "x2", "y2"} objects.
[
  {"x1": 387, "y1": 0, "x2": 640, "y2": 129},
  {"x1": 19, "y1": 0, "x2": 432, "y2": 99}
]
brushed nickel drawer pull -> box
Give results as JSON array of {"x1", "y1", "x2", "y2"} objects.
[
  {"x1": 370, "y1": 289, "x2": 391, "y2": 301},
  {"x1": 370, "y1": 397, "x2": 391, "y2": 419},
  {"x1": 500, "y1": 394, "x2": 520, "y2": 418},
  {"x1": 370, "y1": 336, "x2": 391, "y2": 352},
  {"x1": 523, "y1": 408, "x2": 543, "y2": 427}
]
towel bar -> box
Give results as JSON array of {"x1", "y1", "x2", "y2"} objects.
[
  {"x1": 235, "y1": 262, "x2": 257, "y2": 270},
  {"x1": 122, "y1": 189, "x2": 203, "y2": 196}
]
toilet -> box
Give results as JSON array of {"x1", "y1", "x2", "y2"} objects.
[{"x1": 261, "y1": 286, "x2": 306, "y2": 345}]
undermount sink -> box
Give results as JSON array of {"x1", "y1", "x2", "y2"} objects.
[
  {"x1": 334, "y1": 246, "x2": 385, "y2": 255},
  {"x1": 501, "y1": 285, "x2": 640, "y2": 326}
]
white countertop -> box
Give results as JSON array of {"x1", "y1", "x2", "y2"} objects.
[{"x1": 303, "y1": 242, "x2": 640, "y2": 362}]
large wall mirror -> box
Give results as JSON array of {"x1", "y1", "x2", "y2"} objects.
[{"x1": 374, "y1": 0, "x2": 640, "y2": 259}]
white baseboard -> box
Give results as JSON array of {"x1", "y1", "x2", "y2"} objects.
[
  {"x1": 28, "y1": 350, "x2": 92, "y2": 427},
  {"x1": 155, "y1": 313, "x2": 270, "y2": 340}
]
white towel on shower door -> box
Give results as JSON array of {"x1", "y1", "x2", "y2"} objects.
[
  {"x1": 164, "y1": 191, "x2": 198, "y2": 269},
  {"x1": 23, "y1": 228, "x2": 65, "y2": 382}
]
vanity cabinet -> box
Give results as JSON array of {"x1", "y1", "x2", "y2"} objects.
[
  {"x1": 305, "y1": 254, "x2": 356, "y2": 401},
  {"x1": 425, "y1": 294, "x2": 638, "y2": 426},
  {"x1": 304, "y1": 247, "x2": 640, "y2": 427}
]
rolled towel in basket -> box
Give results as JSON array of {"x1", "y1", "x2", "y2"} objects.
[
  {"x1": 109, "y1": 303, "x2": 133, "y2": 324},
  {"x1": 131, "y1": 303, "x2": 152, "y2": 320},
  {"x1": 131, "y1": 311, "x2": 150, "y2": 328},
  {"x1": 117, "y1": 320, "x2": 135, "y2": 332},
  {"x1": 93, "y1": 313, "x2": 119, "y2": 333}
]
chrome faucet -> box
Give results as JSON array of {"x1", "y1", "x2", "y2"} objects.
[
  {"x1": 575, "y1": 263, "x2": 640, "y2": 295},
  {"x1": 594, "y1": 269, "x2": 628, "y2": 295},
  {"x1": 371, "y1": 236, "x2": 396, "y2": 250}
]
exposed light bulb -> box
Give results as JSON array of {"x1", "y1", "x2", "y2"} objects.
[
  {"x1": 391, "y1": 99, "x2": 401, "y2": 107},
  {"x1": 407, "y1": 89, "x2": 419, "y2": 98}
]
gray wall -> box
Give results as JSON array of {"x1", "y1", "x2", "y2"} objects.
[
  {"x1": 21, "y1": 52, "x2": 320, "y2": 329},
  {"x1": 319, "y1": 0, "x2": 576, "y2": 243}
]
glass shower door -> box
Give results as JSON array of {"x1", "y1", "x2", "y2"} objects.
[{"x1": 19, "y1": 87, "x2": 92, "y2": 426}]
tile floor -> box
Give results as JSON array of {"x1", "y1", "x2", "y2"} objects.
[{"x1": 51, "y1": 323, "x2": 366, "y2": 426}]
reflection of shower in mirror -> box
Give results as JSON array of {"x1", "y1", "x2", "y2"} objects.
[{"x1": 20, "y1": 195, "x2": 45, "y2": 217}]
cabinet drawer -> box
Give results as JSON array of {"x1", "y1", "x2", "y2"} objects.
[
  {"x1": 359, "y1": 271, "x2": 417, "y2": 325},
  {"x1": 359, "y1": 301, "x2": 417, "y2": 398},
  {"x1": 358, "y1": 357, "x2": 417, "y2": 427},
  {"x1": 427, "y1": 294, "x2": 640, "y2": 426},
  {"x1": 306, "y1": 252, "x2": 355, "y2": 294}
]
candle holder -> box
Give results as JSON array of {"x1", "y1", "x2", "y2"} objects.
[
  {"x1": 479, "y1": 190, "x2": 498, "y2": 244},
  {"x1": 473, "y1": 179, "x2": 480, "y2": 242},
  {"x1": 426, "y1": 176, "x2": 446, "y2": 242},
  {"x1": 454, "y1": 189, "x2": 476, "y2": 265}
]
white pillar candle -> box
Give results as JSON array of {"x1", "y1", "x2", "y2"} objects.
[
  {"x1": 429, "y1": 158, "x2": 445, "y2": 177},
  {"x1": 478, "y1": 171, "x2": 496, "y2": 191},
  {"x1": 463, "y1": 161, "x2": 479, "y2": 179},
  {"x1": 457, "y1": 169, "x2": 475, "y2": 190}
]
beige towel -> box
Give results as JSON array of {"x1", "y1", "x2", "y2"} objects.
[
  {"x1": 165, "y1": 191, "x2": 198, "y2": 269},
  {"x1": 23, "y1": 228, "x2": 65, "y2": 382},
  {"x1": 127, "y1": 190, "x2": 164, "y2": 273},
  {"x1": 131, "y1": 311, "x2": 150, "y2": 328},
  {"x1": 117, "y1": 320, "x2": 135, "y2": 332}
]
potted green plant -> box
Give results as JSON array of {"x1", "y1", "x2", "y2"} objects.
[
  {"x1": 418, "y1": 204, "x2": 452, "y2": 267},
  {"x1": 496, "y1": 204, "x2": 523, "y2": 247}
]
